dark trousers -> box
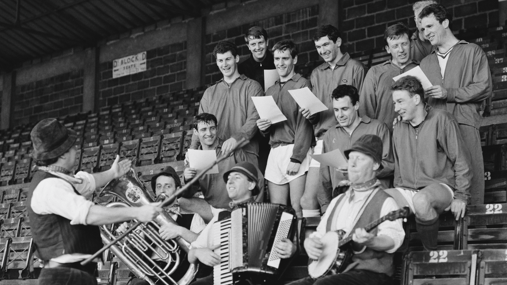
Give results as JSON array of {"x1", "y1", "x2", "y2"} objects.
[
  {"x1": 38, "y1": 267, "x2": 97, "y2": 285},
  {"x1": 286, "y1": 270, "x2": 392, "y2": 285}
]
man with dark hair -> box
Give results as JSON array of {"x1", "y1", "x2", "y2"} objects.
[
  {"x1": 238, "y1": 26, "x2": 276, "y2": 90},
  {"x1": 419, "y1": 3, "x2": 492, "y2": 205},
  {"x1": 27, "y1": 118, "x2": 161, "y2": 285},
  {"x1": 288, "y1": 135, "x2": 404, "y2": 285},
  {"x1": 256, "y1": 39, "x2": 314, "y2": 218},
  {"x1": 182, "y1": 113, "x2": 264, "y2": 223},
  {"x1": 321, "y1": 85, "x2": 393, "y2": 202},
  {"x1": 386, "y1": 76, "x2": 472, "y2": 251},
  {"x1": 194, "y1": 40, "x2": 263, "y2": 168},
  {"x1": 410, "y1": 0, "x2": 436, "y2": 62},
  {"x1": 360, "y1": 23, "x2": 418, "y2": 131},
  {"x1": 188, "y1": 162, "x2": 295, "y2": 285},
  {"x1": 300, "y1": 24, "x2": 366, "y2": 216}
]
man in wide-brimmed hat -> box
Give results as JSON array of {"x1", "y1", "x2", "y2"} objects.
[
  {"x1": 27, "y1": 118, "x2": 162, "y2": 285},
  {"x1": 288, "y1": 134, "x2": 405, "y2": 285}
]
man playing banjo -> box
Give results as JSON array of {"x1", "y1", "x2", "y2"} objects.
[{"x1": 288, "y1": 134, "x2": 404, "y2": 285}]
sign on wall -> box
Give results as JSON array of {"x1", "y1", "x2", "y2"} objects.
[{"x1": 112, "y1": 51, "x2": 147, "y2": 78}]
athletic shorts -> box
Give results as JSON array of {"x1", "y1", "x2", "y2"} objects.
[
  {"x1": 309, "y1": 139, "x2": 323, "y2": 168},
  {"x1": 264, "y1": 144, "x2": 311, "y2": 185},
  {"x1": 393, "y1": 183, "x2": 454, "y2": 213}
]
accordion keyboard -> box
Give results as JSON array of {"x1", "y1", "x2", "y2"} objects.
[{"x1": 213, "y1": 217, "x2": 233, "y2": 285}]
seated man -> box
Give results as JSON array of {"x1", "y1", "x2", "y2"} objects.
[
  {"x1": 386, "y1": 76, "x2": 472, "y2": 251},
  {"x1": 182, "y1": 113, "x2": 264, "y2": 223},
  {"x1": 188, "y1": 162, "x2": 295, "y2": 285},
  {"x1": 288, "y1": 135, "x2": 405, "y2": 285}
]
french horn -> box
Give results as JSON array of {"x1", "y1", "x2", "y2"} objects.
[{"x1": 98, "y1": 168, "x2": 198, "y2": 285}]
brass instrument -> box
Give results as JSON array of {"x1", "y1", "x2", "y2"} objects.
[{"x1": 98, "y1": 168, "x2": 197, "y2": 285}]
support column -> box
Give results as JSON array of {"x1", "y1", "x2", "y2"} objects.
[
  {"x1": 83, "y1": 47, "x2": 98, "y2": 112},
  {"x1": 186, "y1": 17, "x2": 205, "y2": 89},
  {"x1": 318, "y1": 0, "x2": 339, "y2": 28},
  {"x1": 500, "y1": 0, "x2": 507, "y2": 27},
  {"x1": 1, "y1": 72, "x2": 14, "y2": 130}
]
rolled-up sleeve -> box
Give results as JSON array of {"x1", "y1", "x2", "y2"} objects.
[
  {"x1": 73, "y1": 171, "x2": 97, "y2": 200},
  {"x1": 377, "y1": 198, "x2": 405, "y2": 254},
  {"x1": 31, "y1": 178, "x2": 94, "y2": 225},
  {"x1": 191, "y1": 215, "x2": 219, "y2": 249}
]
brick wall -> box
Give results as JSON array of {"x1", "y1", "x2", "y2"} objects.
[
  {"x1": 98, "y1": 41, "x2": 187, "y2": 107},
  {"x1": 341, "y1": 0, "x2": 500, "y2": 54},
  {"x1": 204, "y1": 5, "x2": 320, "y2": 85},
  {"x1": 13, "y1": 70, "x2": 84, "y2": 126}
]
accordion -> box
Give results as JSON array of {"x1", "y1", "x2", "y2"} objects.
[{"x1": 213, "y1": 203, "x2": 296, "y2": 285}]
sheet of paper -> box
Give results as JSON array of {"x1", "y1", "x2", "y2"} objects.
[
  {"x1": 288, "y1": 87, "x2": 328, "y2": 115},
  {"x1": 392, "y1": 66, "x2": 433, "y2": 89},
  {"x1": 187, "y1": 149, "x2": 219, "y2": 174},
  {"x1": 251, "y1": 96, "x2": 287, "y2": 124},
  {"x1": 311, "y1": 148, "x2": 348, "y2": 170},
  {"x1": 264, "y1": 69, "x2": 279, "y2": 91}
]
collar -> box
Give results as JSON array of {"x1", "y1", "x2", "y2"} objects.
[
  {"x1": 319, "y1": 52, "x2": 351, "y2": 70},
  {"x1": 37, "y1": 166, "x2": 84, "y2": 185},
  {"x1": 401, "y1": 104, "x2": 431, "y2": 126},
  {"x1": 351, "y1": 178, "x2": 379, "y2": 191},
  {"x1": 216, "y1": 74, "x2": 248, "y2": 85},
  {"x1": 334, "y1": 116, "x2": 371, "y2": 129},
  {"x1": 387, "y1": 59, "x2": 419, "y2": 69},
  {"x1": 247, "y1": 50, "x2": 274, "y2": 65},
  {"x1": 431, "y1": 40, "x2": 468, "y2": 54},
  {"x1": 276, "y1": 73, "x2": 302, "y2": 85},
  {"x1": 229, "y1": 197, "x2": 255, "y2": 209},
  {"x1": 38, "y1": 165, "x2": 72, "y2": 175},
  {"x1": 197, "y1": 139, "x2": 224, "y2": 152}
]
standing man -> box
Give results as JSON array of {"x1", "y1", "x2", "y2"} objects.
[
  {"x1": 419, "y1": 4, "x2": 492, "y2": 205},
  {"x1": 188, "y1": 162, "x2": 295, "y2": 285},
  {"x1": 410, "y1": 0, "x2": 436, "y2": 62},
  {"x1": 28, "y1": 118, "x2": 161, "y2": 285},
  {"x1": 182, "y1": 113, "x2": 264, "y2": 223},
  {"x1": 300, "y1": 24, "x2": 365, "y2": 215},
  {"x1": 288, "y1": 135, "x2": 405, "y2": 285},
  {"x1": 321, "y1": 85, "x2": 393, "y2": 198},
  {"x1": 387, "y1": 76, "x2": 472, "y2": 251},
  {"x1": 195, "y1": 40, "x2": 263, "y2": 168},
  {"x1": 238, "y1": 26, "x2": 276, "y2": 90},
  {"x1": 238, "y1": 26, "x2": 275, "y2": 174},
  {"x1": 256, "y1": 40, "x2": 314, "y2": 218},
  {"x1": 360, "y1": 23, "x2": 419, "y2": 131}
]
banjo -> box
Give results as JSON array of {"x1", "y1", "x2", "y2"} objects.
[{"x1": 308, "y1": 207, "x2": 409, "y2": 279}]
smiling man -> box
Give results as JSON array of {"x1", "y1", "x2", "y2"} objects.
[
  {"x1": 256, "y1": 40, "x2": 314, "y2": 218},
  {"x1": 386, "y1": 75, "x2": 472, "y2": 251},
  {"x1": 195, "y1": 41, "x2": 263, "y2": 168},
  {"x1": 360, "y1": 23, "x2": 419, "y2": 132},
  {"x1": 182, "y1": 113, "x2": 264, "y2": 223},
  {"x1": 320, "y1": 85, "x2": 393, "y2": 199},
  {"x1": 238, "y1": 26, "x2": 276, "y2": 90},
  {"x1": 418, "y1": 4, "x2": 492, "y2": 205},
  {"x1": 300, "y1": 25, "x2": 365, "y2": 216}
]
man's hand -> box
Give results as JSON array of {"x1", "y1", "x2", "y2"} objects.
[
  {"x1": 352, "y1": 228, "x2": 375, "y2": 246},
  {"x1": 451, "y1": 198, "x2": 466, "y2": 220},
  {"x1": 159, "y1": 223, "x2": 181, "y2": 240},
  {"x1": 135, "y1": 202, "x2": 162, "y2": 222},
  {"x1": 194, "y1": 246, "x2": 221, "y2": 267},
  {"x1": 304, "y1": 236, "x2": 323, "y2": 260},
  {"x1": 425, "y1": 85, "x2": 448, "y2": 100},
  {"x1": 221, "y1": 137, "x2": 238, "y2": 155},
  {"x1": 184, "y1": 168, "x2": 197, "y2": 181},
  {"x1": 274, "y1": 238, "x2": 296, "y2": 259},
  {"x1": 299, "y1": 108, "x2": 313, "y2": 120},
  {"x1": 111, "y1": 155, "x2": 132, "y2": 179},
  {"x1": 256, "y1": 119, "x2": 272, "y2": 132},
  {"x1": 287, "y1": 162, "x2": 301, "y2": 176}
]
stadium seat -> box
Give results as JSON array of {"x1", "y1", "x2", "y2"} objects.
[
  {"x1": 158, "y1": 132, "x2": 183, "y2": 163},
  {"x1": 13, "y1": 158, "x2": 32, "y2": 185},
  {"x1": 404, "y1": 249, "x2": 478, "y2": 285},
  {"x1": 72, "y1": 147, "x2": 83, "y2": 173},
  {"x1": 99, "y1": 143, "x2": 120, "y2": 171},
  {"x1": 477, "y1": 249, "x2": 507, "y2": 284},
  {"x1": 80, "y1": 146, "x2": 101, "y2": 173},
  {"x1": 0, "y1": 162, "x2": 16, "y2": 186},
  {"x1": 138, "y1": 136, "x2": 162, "y2": 166},
  {"x1": 119, "y1": 139, "x2": 141, "y2": 164},
  {"x1": 465, "y1": 203, "x2": 507, "y2": 249}
]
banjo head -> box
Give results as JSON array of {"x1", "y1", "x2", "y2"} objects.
[{"x1": 308, "y1": 231, "x2": 340, "y2": 279}]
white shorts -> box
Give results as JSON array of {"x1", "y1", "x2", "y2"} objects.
[
  {"x1": 265, "y1": 144, "x2": 311, "y2": 185},
  {"x1": 309, "y1": 139, "x2": 323, "y2": 168},
  {"x1": 393, "y1": 183, "x2": 454, "y2": 213}
]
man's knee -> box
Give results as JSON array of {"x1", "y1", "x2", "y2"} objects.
[{"x1": 412, "y1": 191, "x2": 433, "y2": 219}]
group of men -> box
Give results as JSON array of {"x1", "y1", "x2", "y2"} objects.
[{"x1": 26, "y1": 1, "x2": 492, "y2": 285}]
